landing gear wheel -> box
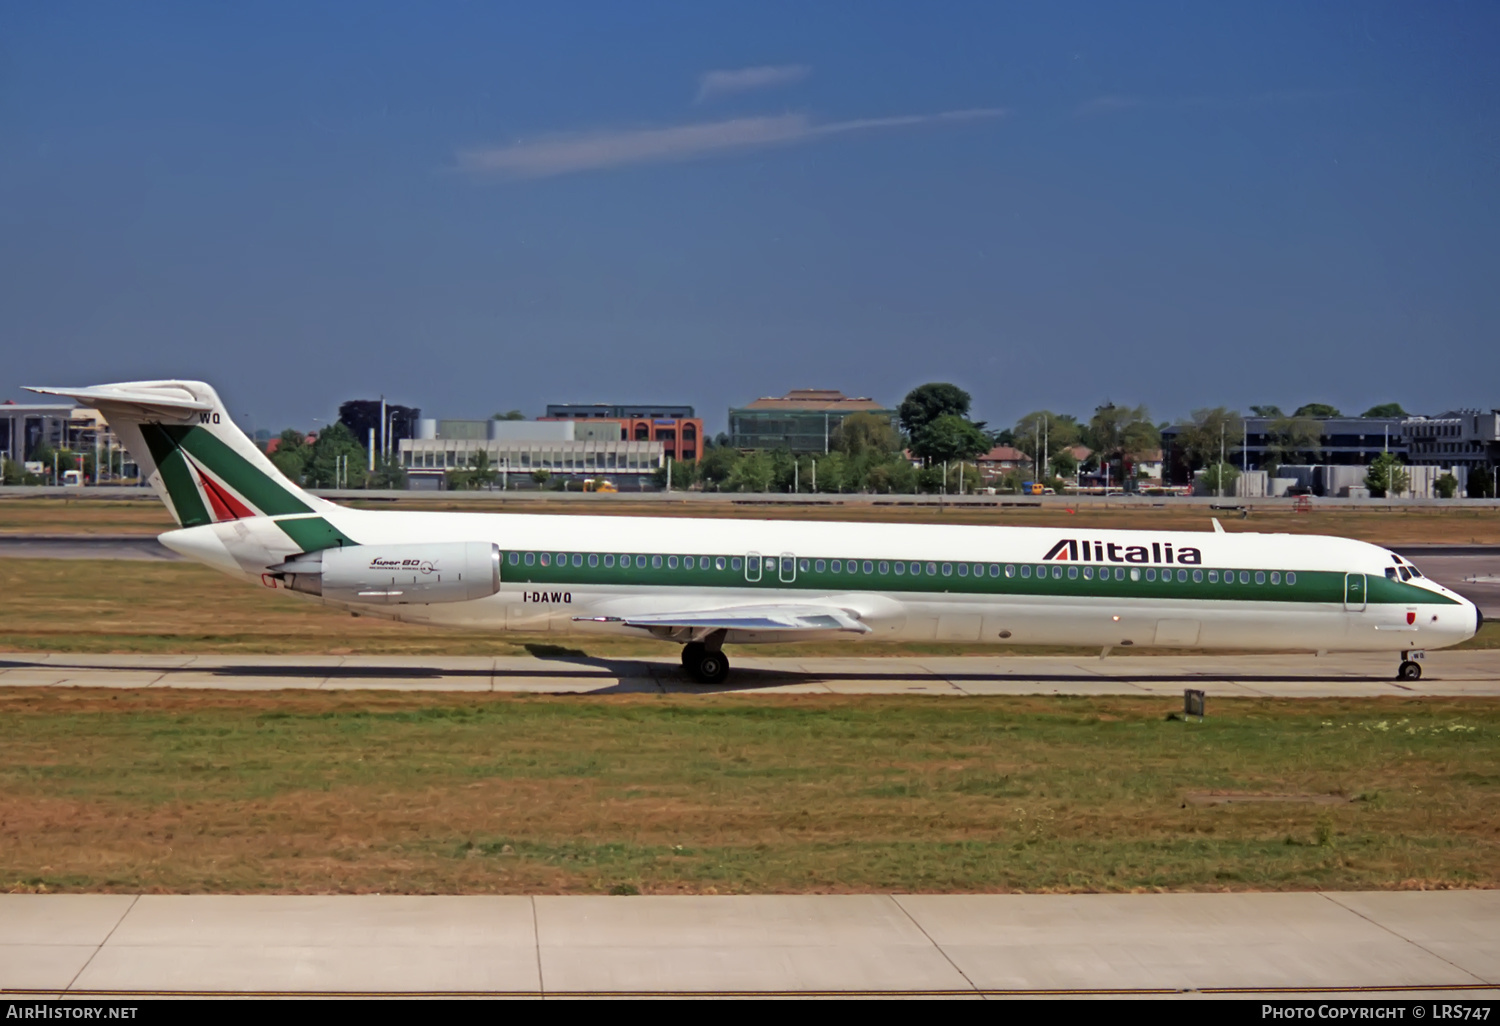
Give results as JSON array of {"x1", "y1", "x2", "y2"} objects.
[
  {"x1": 687, "y1": 648, "x2": 730, "y2": 685},
  {"x1": 1397, "y1": 660, "x2": 1422, "y2": 682},
  {"x1": 681, "y1": 642, "x2": 705, "y2": 669}
]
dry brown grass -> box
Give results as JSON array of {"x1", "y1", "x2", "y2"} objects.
[{"x1": 3, "y1": 689, "x2": 1496, "y2": 895}]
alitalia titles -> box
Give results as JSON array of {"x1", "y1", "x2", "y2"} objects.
[{"x1": 1044, "y1": 539, "x2": 1203, "y2": 565}]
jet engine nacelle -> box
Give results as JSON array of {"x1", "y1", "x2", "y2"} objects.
[{"x1": 273, "y1": 541, "x2": 500, "y2": 605}]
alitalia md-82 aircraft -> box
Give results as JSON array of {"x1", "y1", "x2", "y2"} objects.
[{"x1": 29, "y1": 380, "x2": 1481, "y2": 684}]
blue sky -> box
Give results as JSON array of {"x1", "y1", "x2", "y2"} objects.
[{"x1": 3, "y1": 1, "x2": 1498, "y2": 434}]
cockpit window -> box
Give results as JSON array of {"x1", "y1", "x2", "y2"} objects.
[
  {"x1": 1386, "y1": 567, "x2": 1398, "y2": 579},
  {"x1": 1399, "y1": 567, "x2": 1413, "y2": 581}
]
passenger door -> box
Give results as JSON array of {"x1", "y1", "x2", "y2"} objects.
[
  {"x1": 1344, "y1": 573, "x2": 1367, "y2": 612},
  {"x1": 744, "y1": 552, "x2": 762, "y2": 583},
  {"x1": 778, "y1": 552, "x2": 797, "y2": 585}
]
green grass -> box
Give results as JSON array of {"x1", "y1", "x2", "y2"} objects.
[{"x1": 3, "y1": 690, "x2": 1496, "y2": 895}]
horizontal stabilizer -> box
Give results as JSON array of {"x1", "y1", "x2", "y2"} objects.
[
  {"x1": 25, "y1": 383, "x2": 214, "y2": 416},
  {"x1": 578, "y1": 604, "x2": 871, "y2": 634}
]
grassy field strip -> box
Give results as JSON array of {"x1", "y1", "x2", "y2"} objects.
[
  {"x1": 1, "y1": 558, "x2": 1494, "y2": 656},
  {"x1": 2, "y1": 691, "x2": 1494, "y2": 895}
]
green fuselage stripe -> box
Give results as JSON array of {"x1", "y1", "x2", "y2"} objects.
[
  {"x1": 140, "y1": 424, "x2": 212, "y2": 528},
  {"x1": 275, "y1": 516, "x2": 356, "y2": 552},
  {"x1": 502, "y1": 552, "x2": 1454, "y2": 606},
  {"x1": 162, "y1": 425, "x2": 312, "y2": 516}
]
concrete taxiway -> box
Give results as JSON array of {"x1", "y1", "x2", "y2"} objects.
[
  {"x1": 1, "y1": 650, "x2": 1498, "y2": 696},
  {"x1": 3, "y1": 891, "x2": 1496, "y2": 998}
]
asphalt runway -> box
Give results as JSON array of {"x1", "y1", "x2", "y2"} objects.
[
  {"x1": 3, "y1": 891, "x2": 1496, "y2": 998},
  {"x1": 2, "y1": 650, "x2": 1498, "y2": 696},
  {"x1": 0, "y1": 534, "x2": 182, "y2": 561}
]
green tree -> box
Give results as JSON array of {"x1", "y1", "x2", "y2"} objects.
[
  {"x1": 1199, "y1": 462, "x2": 1240, "y2": 496},
  {"x1": 306, "y1": 422, "x2": 368, "y2": 489},
  {"x1": 698, "y1": 447, "x2": 741, "y2": 490},
  {"x1": 1366, "y1": 453, "x2": 1410, "y2": 498},
  {"x1": 1361, "y1": 403, "x2": 1408, "y2": 418},
  {"x1": 941, "y1": 461, "x2": 984, "y2": 494},
  {"x1": 1265, "y1": 415, "x2": 1322, "y2": 466},
  {"x1": 912, "y1": 414, "x2": 990, "y2": 465},
  {"x1": 492, "y1": 410, "x2": 526, "y2": 420},
  {"x1": 468, "y1": 449, "x2": 499, "y2": 489},
  {"x1": 269, "y1": 430, "x2": 312, "y2": 484},
  {"x1": 1087, "y1": 404, "x2": 1159, "y2": 463},
  {"x1": 832, "y1": 412, "x2": 902, "y2": 458},
  {"x1": 813, "y1": 451, "x2": 853, "y2": 492},
  {"x1": 369, "y1": 454, "x2": 407, "y2": 490},
  {"x1": 897, "y1": 383, "x2": 971, "y2": 440},
  {"x1": 1294, "y1": 403, "x2": 1341, "y2": 418},
  {"x1": 654, "y1": 458, "x2": 698, "y2": 490},
  {"x1": 1469, "y1": 468, "x2": 1496, "y2": 498},
  {"x1": 864, "y1": 459, "x2": 918, "y2": 494},
  {"x1": 1050, "y1": 448, "x2": 1080, "y2": 480},
  {"x1": 1173, "y1": 407, "x2": 1245, "y2": 471},
  {"x1": 1013, "y1": 411, "x2": 1081, "y2": 472},
  {"x1": 1249, "y1": 405, "x2": 1283, "y2": 417},
  {"x1": 1434, "y1": 473, "x2": 1458, "y2": 499},
  {"x1": 530, "y1": 468, "x2": 551, "y2": 487},
  {"x1": 728, "y1": 451, "x2": 773, "y2": 492}
]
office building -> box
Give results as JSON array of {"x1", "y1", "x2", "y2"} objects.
[{"x1": 728, "y1": 389, "x2": 897, "y2": 453}]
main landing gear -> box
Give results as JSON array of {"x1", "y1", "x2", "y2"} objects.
[
  {"x1": 681, "y1": 640, "x2": 730, "y2": 685},
  {"x1": 1397, "y1": 651, "x2": 1423, "y2": 682}
]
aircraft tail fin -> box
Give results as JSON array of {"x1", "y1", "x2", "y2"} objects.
[{"x1": 24, "y1": 380, "x2": 338, "y2": 528}]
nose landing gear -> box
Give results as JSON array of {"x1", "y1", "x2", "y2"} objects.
[{"x1": 1397, "y1": 650, "x2": 1423, "y2": 682}]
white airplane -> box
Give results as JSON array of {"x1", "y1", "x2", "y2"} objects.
[{"x1": 28, "y1": 380, "x2": 1482, "y2": 684}]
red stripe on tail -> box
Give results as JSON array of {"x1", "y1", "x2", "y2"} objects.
[{"x1": 194, "y1": 464, "x2": 257, "y2": 521}]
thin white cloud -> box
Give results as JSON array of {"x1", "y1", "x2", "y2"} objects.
[
  {"x1": 1076, "y1": 89, "x2": 1345, "y2": 117},
  {"x1": 696, "y1": 64, "x2": 809, "y2": 102},
  {"x1": 1074, "y1": 95, "x2": 1142, "y2": 117},
  {"x1": 459, "y1": 108, "x2": 1006, "y2": 180}
]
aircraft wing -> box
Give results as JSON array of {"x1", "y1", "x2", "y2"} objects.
[{"x1": 576, "y1": 604, "x2": 872, "y2": 634}]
